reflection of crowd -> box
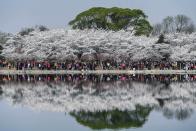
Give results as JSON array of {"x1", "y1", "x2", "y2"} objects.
[
  {"x1": 0, "y1": 74, "x2": 195, "y2": 83},
  {"x1": 0, "y1": 60, "x2": 196, "y2": 70}
]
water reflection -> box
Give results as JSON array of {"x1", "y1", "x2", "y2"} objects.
[
  {"x1": 70, "y1": 106, "x2": 151, "y2": 129},
  {"x1": 0, "y1": 74, "x2": 196, "y2": 129}
]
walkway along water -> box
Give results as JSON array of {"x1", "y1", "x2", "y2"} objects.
[
  {"x1": 0, "y1": 69, "x2": 196, "y2": 75},
  {"x1": 0, "y1": 60, "x2": 196, "y2": 74}
]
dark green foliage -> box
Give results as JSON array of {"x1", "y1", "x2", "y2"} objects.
[
  {"x1": 19, "y1": 28, "x2": 35, "y2": 36},
  {"x1": 0, "y1": 45, "x2": 3, "y2": 54},
  {"x1": 0, "y1": 55, "x2": 5, "y2": 60},
  {"x1": 134, "y1": 19, "x2": 153, "y2": 36},
  {"x1": 70, "y1": 105, "x2": 152, "y2": 129},
  {"x1": 157, "y1": 34, "x2": 165, "y2": 44},
  {"x1": 0, "y1": 32, "x2": 8, "y2": 55},
  {"x1": 0, "y1": 87, "x2": 3, "y2": 95},
  {"x1": 19, "y1": 25, "x2": 49, "y2": 36},
  {"x1": 0, "y1": 32, "x2": 9, "y2": 44},
  {"x1": 0, "y1": 32, "x2": 5, "y2": 54},
  {"x1": 36, "y1": 25, "x2": 49, "y2": 32},
  {"x1": 69, "y1": 7, "x2": 152, "y2": 36}
]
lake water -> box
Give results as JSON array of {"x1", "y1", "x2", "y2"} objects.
[{"x1": 0, "y1": 74, "x2": 196, "y2": 131}]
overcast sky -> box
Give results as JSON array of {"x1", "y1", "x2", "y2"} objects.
[{"x1": 1, "y1": 0, "x2": 196, "y2": 33}]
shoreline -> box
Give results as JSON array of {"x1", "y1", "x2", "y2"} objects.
[{"x1": 0, "y1": 70, "x2": 195, "y2": 75}]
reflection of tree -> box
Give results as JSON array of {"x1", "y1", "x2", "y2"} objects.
[
  {"x1": 175, "y1": 109, "x2": 193, "y2": 120},
  {"x1": 163, "y1": 108, "x2": 175, "y2": 119},
  {"x1": 12, "y1": 89, "x2": 23, "y2": 104},
  {"x1": 0, "y1": 86, "x2": 3, "y2": 100},
  {"x1": 0, "y1": 79, "x2": 195, "y2": 122},
  {"x1": 0, "y1": 86, "x2": 3, "y2": 96},
  {"x1": 70, "y1": 105, "x2": 152, "y2": 129},
  {"x1": 163, "y1": 108, "x2": 193, "y2": 121}
]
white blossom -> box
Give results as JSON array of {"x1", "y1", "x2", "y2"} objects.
[{"x1": 2, "y1": 29, "x2": 196, "y2": 61}]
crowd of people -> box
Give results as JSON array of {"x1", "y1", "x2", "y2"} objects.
[{"x1": 0, "y1": 59, "x2": 196, "y2": 70}]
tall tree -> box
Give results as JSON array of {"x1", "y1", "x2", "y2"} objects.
[
  {"x1": 69, "y1": 7, "x2": 152, "y2": 36},
  {"x1": 185, "y1": 23, "x2": 195, "y2": 34},
  {"x1": 152, "y1": 14, "x2": 195, "y2": 35},
  {"x1": 152, "y1": 23, "x2": 162, "y2": 36},
  {"x1": 174, "y1": 15, "x2": 190, "y2": 32},
  {"x1": 162, "y1": 16, "x2": 174, "y2": 33}
]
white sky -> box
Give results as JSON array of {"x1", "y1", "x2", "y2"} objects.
[{"x1": 1, "y1": 0, "x2": 196, "y2": 33}]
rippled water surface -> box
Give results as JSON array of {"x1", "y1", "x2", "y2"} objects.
[{"x1": 0, "y1": 74, "x2": 196, "y2": 131}]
